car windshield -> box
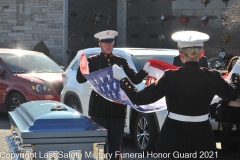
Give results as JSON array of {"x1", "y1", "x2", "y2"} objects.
[
  {"x1": 0, "y1": 53, "x2": 64, "y2": 73},
  {"x1": 132, "y1": 54, "x2": 176, "y2": 71}
]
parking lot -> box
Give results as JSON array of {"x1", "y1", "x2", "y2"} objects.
[{"x1": 0, "y1": 112, "x2": 239, "y2": 160}]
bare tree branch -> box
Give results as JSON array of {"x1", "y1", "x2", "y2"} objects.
[{"x1": 222, "y1": 0, "x2": 240, "y2": 28}]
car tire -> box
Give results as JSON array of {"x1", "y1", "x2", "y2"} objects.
[
  {"x1": 134, "y1": 113, "x2": 158, "y2": 152},
  {"x1": 8, "y1": 92, "x2": 25, "y2": 111},
  {"x1": 67, "y1": 97, "x2": 82, "y2": 113}
]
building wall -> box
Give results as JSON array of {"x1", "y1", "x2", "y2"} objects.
[
  {"x1": 126, "y1": 0, "x2": 240, "y2": 58},
  {"x1": 1, "y1": 0, "x2": 239, "y2": 67},
  {"x1": 171, "y1": 0, "x2": 240, "y2": 58},
  {"x1": 0, "y1": 0, "x2": 68, "y2": 66},
  {"x1": 68, "y1": 0, "x2": 117, "y2": 56},
  {"x1": 68, "y1": 0, "x2": 240, "y2": 59}
]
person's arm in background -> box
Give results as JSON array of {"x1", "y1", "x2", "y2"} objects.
[
  {"x1": 172, "y1": 55, "x2": 183, "y2": 67},
  {"x1": 200, "y1": 56, "x2": 210, "y2": 69},
  {"x1": 122, "y1": 59, "x2": 148, "y2": 84},
  {"x1": 172, "y1": 56, "x2": 178, "y2": 66}
]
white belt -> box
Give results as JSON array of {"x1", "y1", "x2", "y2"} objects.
[{"x1": 168, "y1": 112, "x2": 209, "y2": 122}]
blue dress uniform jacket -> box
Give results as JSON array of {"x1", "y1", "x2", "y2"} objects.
[
  {"x1": 76, "y1": 52, "x2": 147, "y2": 119},
  {"x1": 120, "y1": 61, "x2": 239, "y2": 156}
]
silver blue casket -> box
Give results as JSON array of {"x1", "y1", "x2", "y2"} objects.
[{"x1": 6, "y1": 100, "x2": 107, "y2": 160}]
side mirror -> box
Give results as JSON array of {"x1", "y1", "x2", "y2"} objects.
[{"x1": 0, "y1": 68, "x2": 5, "y2": 76}]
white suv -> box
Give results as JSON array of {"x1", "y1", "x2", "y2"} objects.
[{"x1": 61, "y1": 48, "x2": 219, "y2": 152}]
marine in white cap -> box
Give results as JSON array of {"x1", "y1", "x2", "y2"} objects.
[
  {"x1": 172, "y1": 31, "x2": 209, "y2": 64},
  {"x1": 76, "y1": 30, "x2": 149, "y2": 160},
  {"x1": 112, "y1": 30, "x2": 240, "y2": 159},
  {"x1": 172, "y1": 31, "x2": 210, "y2": 68}
]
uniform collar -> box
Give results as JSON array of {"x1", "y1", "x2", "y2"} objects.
[
  {"x1": 183, "y1": 61, "x2": 200, "y2": 67},
  {"x1": 100, "y1": 52, "x2": 113, "y2": 58}
]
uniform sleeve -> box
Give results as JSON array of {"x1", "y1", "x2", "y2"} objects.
[
  {"x1": 119, "y1": 73, "x2": 169, "y2": 105},
  {"x1": 122, "y1": 60, "x2": 148, "y2": 84},
  {"x1": 76, "y1": 57, "x2": 92, "y2": 83},
  {"x1": 76, "y1": 66, "x2": 87, "y2": 83},
  {"x1": 201, "y1": 56, "x2": 209, "y2": 68},
  {"x1": 120, "y1": 78, "x2": 164, "y2": 105}
]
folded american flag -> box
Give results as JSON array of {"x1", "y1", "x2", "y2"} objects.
[{"x1": 80, "y1": 53, "x2": 176, "y2": 113}]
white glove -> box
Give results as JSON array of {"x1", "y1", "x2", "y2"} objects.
[
  {"x1": 112, "y1": 64, "x2": 127, "y2": 80},
  {"x1": 143, "y1": 62, "x2": 150, "y2": 73}
]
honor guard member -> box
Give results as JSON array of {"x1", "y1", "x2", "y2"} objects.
[
  {"x1": 76, "y1": 30, "x2": 149, "y2": 160},
  {"x1": 112, "y1": 31, "x2": 240, "y2": 159}
]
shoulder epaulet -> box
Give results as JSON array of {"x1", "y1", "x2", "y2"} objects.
[
  {"x1": 165, "y1": 67, "x2": 180, "y2": 72},
  {"x1": 88, "y1": 54, "x2": 100, "y2": 59}
]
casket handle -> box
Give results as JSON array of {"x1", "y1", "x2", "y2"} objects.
[{"x1": 51, "y1": 105, "x2": 68, "y2": 111}]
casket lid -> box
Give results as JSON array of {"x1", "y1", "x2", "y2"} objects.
[{"x1": 8, "y1": 100, "x2": 106, "y2": 139}]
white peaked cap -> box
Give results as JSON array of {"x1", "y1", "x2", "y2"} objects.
[
  {"x1": 171, "y1": 31, "x2": 210, "y2": 48},
  {"x1": 94, "y1": 30, "x2": 118, "y2": 42}
]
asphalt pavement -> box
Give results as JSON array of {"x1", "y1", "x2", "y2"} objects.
[{"x1": 0, "y1": 112, "x2": 239, "y2": 160}]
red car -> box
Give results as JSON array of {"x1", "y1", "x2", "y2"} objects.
[{"x1": 0, "y1": 49, "x2": 64, "y2": 112}]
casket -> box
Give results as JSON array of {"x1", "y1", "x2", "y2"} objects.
[{"x1": 6, "y1": 100, "x2": 107, "y2": 160}]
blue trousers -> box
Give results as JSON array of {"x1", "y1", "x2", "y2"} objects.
[{"x1": 91, "y1": 117, "x2": 124, "y2": 160}]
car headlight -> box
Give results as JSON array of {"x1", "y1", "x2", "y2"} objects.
[{"x1": 32, "y1": 84, "x2": 51, "y2": 93}]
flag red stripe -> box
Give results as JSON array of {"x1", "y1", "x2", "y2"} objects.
[{"x1": 147, "y1": 59, "x2": 178, "y2": 71}]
